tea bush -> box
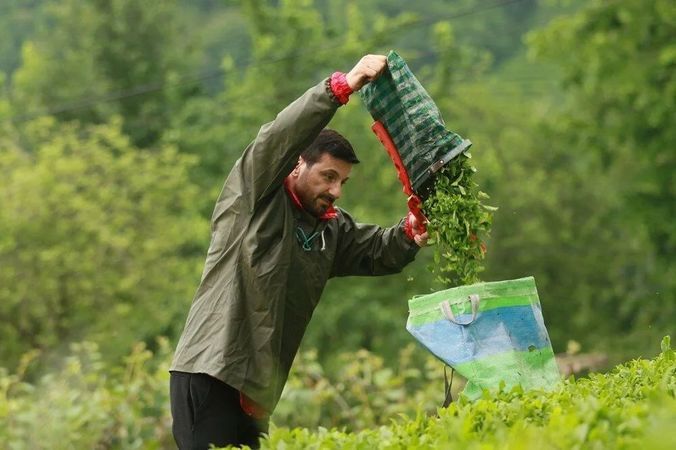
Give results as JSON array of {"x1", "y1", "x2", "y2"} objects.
[
  {"x1": 0, "y1": 340, "x2": 175, "y2": 450},
  {"x1": 1, "y1": 338, "x2": 673, "y2": 449},
  {"x1": 258, "y1": 337, "x2": 675, "y2": 449},
  {"x1": 0, "y1": 341, "x2": 448, "y2": 448}
]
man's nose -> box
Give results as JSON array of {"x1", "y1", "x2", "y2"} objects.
[{"x1": 328, "y1": 182, "x2": 342, "y2": 200}]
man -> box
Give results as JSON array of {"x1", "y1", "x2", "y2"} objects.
[{"x1": 169, "y1": 54, "x2": 428, "y2": 449}]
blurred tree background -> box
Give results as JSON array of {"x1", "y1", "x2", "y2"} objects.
[{"x1": 0, "y1": 0, "x2": 673, "y2": 436}]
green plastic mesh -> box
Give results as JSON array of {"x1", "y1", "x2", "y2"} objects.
[{"x1": 359, "y1": 50, "x2": 471, "y2": 198}]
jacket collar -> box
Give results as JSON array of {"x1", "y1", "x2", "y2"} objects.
[{"x1": 283, "y1": 177, "x2": 338, "y2": 221}]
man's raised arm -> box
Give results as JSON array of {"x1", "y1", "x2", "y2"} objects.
[{"x1": 229, "y1": 55, "x2": 389, "y2": 208}]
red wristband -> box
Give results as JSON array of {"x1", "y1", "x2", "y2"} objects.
[{"x1": 330, "y1": 72, "x2": 353, "y2": 105}]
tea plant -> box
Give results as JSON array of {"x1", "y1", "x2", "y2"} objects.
[
  {"x1": 255, "y1": 336, "x2": 675, "y2": 449},
  {"x1": 1, "y1": 337, "x2": 672, "y2": 449}
]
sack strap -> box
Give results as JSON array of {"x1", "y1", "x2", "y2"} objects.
[
  {"x1": 440, "y1": 294, "x2": 480, "y2": 325},
  {"x1": 443, "y1": 365, "x2": 455, "y2": 408}
]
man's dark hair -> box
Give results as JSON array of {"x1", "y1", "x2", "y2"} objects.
[{"x1": 301, "y1": 129, "x2": 360, "y2": 165}]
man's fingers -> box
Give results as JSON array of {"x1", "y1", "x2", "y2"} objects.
[
  {"x1": 346, "y1": 54, "x2": 388, "y2": 91},
  {"x1": 414, "y1": 231, "x2": 429, "y2": 248},
  {"x1": 361, "y1": 67, "x2": 374, "y2": 76},
  {"x1": 365, "y1": 55, "x2": 387, "y2": 76}
]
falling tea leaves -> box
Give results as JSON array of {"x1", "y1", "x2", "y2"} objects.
[{"x1": 423, "y1": 152, "x2": 495, "y2": 286}]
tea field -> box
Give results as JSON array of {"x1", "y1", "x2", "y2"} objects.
[{"x1": 251, "y1": 337, "x2": 675, "y2": 449}]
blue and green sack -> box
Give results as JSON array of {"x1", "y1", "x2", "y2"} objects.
[{"x1": 406, "y1": 277, "x2": 561, "y2": 399}]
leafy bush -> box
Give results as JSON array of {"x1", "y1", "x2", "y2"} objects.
[
  {"x1": 0, "y1": 342, "x2": 450, "y2": 449},
  {"x1": 1, "y1": 338, "x2": 673, "y2": 449},
  {"x1": 0, "y1": 118, "x2": 207, "y2": 367},
  {"x1": 260, "y1": 337, "x2": 675, "y2": 449},
  {"x1": 0, "y1": 339, "x2": 175, "y2": 450},
  {"x1": 272, "y1": 345, "x2": 453, "y2": 431}
]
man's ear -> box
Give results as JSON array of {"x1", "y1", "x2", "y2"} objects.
[{"x1": 291, "y1": 156, "x2": 304, "y2": 176}]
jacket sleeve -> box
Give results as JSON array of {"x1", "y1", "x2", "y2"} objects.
[
  {"x1": 228, "y1": 79, "x2": 340, "y2": 210},
  {"x1": 330, "y1": 210, "x2": 420, "y2": 277}
]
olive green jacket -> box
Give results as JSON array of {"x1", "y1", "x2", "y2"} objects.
[{"x1": 170, "y1": 79, "x2": 420, "y2": 412}]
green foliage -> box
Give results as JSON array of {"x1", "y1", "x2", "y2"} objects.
[
  {"x1": 450, "y1": 80, "x2": 662, "y2": 357},
  {"x1": 0, "y1": 118, "x2": 207, "y2": 367},
  {"x1": 423, "y1": 155, "x2": 495, "y2": 286},
  {"x1": 10, "y1": 0, "x2": 200, "y2": 146},
  {"x1": 358, "y1": 0, "x2": 539, "y2": 67},
  {"x1": 0, "y1": 0, "x2": 47, "y2": 75},
  {"x1": 0, "y1": 0, "x2": 672, "y2": 394},
  {"x1": 0, "y1": 340, "x2": 175, "y2": 449},
  {"x1": 272, "y1": 345, "x2": 450, "y2": 431},
  {"x1": 408, "y1": 0, "x2": 676, "y2": 360},
  {"x1": 519, "y1": 0, "x2": 675, "y2": 356},
  {"x1": 164, "y1": 0, "x2": 421, "y2": 188},
  {"x1": 529, "y1": 0, "x2": 676, "y2": 267},
  {"x1": 2, "y1": 337, "x2": 672, "y2": 449},
  {"x1": 260, "y1": 337, "x2": 676, "y2": 449},
  {"x1": 0, "y1": 340, "x2": 448, "y2": 448}
]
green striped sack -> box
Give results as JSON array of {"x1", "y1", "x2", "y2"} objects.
[
  {"x1": 359, "y1": 50, "x2": 471, "y2": 198},
  {"x1": 406, "y1": 277, "x2": 561, "y2": 399}
]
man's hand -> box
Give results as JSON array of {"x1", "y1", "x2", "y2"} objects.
[
  {"x1": 407, "y1": 213, "x2": 429, "y2": 247},
  {"x1": 346, "y1": 54, "x2": 388, "y2": 92},
  {"x1": 411, "y1": 215, "x2": 429, "y2": 247}
]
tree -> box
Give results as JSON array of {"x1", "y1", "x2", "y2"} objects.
[
  {"x1": 10, "y1": 0, "x2": 200, "y2": 147},
  {"x1": 0, "y1": 0, "x2": 48, "y2": 76},
  {"x1": 524, "y1": 0, "x2": 675, "y2": 356},
  {"x1": 0, "y1": 118, "x2": 207, "y2": 368}
]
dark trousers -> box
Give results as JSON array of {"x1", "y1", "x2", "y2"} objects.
[{"x1": 170, "y1": 371, "x2": 269, "y2": 449}]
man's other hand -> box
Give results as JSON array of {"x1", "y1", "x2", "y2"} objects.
[
  {"x1": 346, "y1": 54, "x2": 387, "y2": 92},
  {"x1": 407, "y1": 213, "x2": 429, "y2": 247}
]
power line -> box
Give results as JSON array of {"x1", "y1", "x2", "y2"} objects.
[
  {"x1": 4, "y1": 0, "x2": 532, "y2": 123},
  {"x1": 407, "y1": 0, "x2": 530, "y2": 27}
]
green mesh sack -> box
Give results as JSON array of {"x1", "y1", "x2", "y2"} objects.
[{"x1": 359, "y1": 50, "x2": 471, "y2": 199}]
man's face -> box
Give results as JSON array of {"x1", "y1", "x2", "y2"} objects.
[{"x1": 290, "y1": 153, "x2": 353, "y2": 217}]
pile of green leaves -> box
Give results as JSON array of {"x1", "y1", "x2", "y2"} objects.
[{"x1": 423, "y1": 151, "x2": 496, "y2": 286}]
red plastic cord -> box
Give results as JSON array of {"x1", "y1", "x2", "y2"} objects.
[{"x1": 371, "y1": 121, "x2": 427, "y2": 233}]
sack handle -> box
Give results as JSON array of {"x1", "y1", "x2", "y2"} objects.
[{"x1": 440, "y1": 294, "x2": 480, "y2": 325}]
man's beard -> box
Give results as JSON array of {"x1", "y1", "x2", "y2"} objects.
[{"x1": 304, "y1": 194, "x2": 335, "y2": 217}]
